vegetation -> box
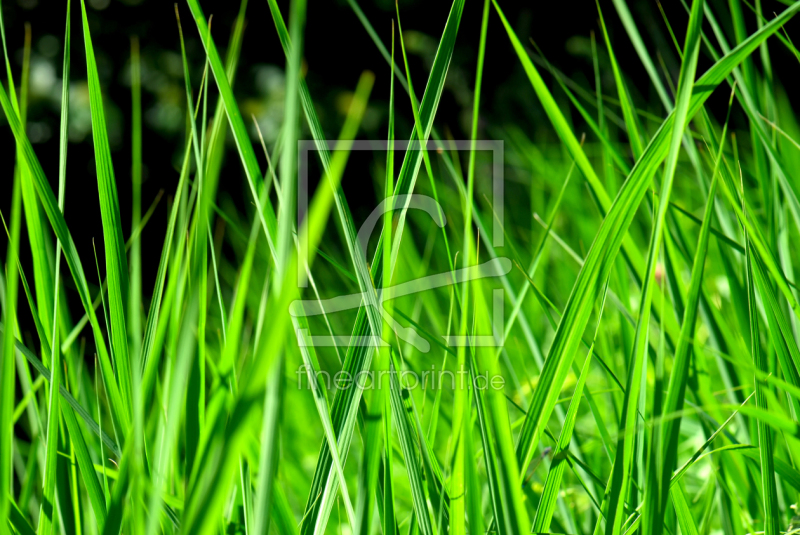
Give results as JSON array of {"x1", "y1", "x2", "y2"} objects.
[{"x1": 3, "y1": 0, "x2": 800, "y2": 533}]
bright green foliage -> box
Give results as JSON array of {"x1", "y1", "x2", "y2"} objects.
[{"x1": 3, "y1": 0, "x2": 800, "y2": 534}]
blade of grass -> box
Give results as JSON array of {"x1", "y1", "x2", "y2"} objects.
[
  {"x1": 129, "y1": 34, "x2": 142, "y2": 359},
  {"x1": 387, "y1": 353, "x2": 435, "y2": 535},
  {"x1": 0, "y1": 151, "x2": 22, "y2": 535},
  {"x1": 457, "y1": 1, "x2": 490, "y2": 533},
  {"x1": 79, "y1": 0, "x2": 132, "y2": 415},
  {"x1": 184, "y1": 0, "x2": 278, "y2": 262},
  {"x1": 533, "y1": 280, "x2": 610, "y2": 532},
  {"x1": 646, "y1": 85, "x2": 734, "y2": 535},
  {"x1": 174, "y1": 2, "x2": 211, "y2": 484},
  {"x1": 603, "y1": 3, "x2": 704, "y2": 533},
  {"x1": 670, "y1": 481, "x2": 700, "y2": 535},
  {"x1": 394, "y1": 4, "x2": 454, "y2": 281},
  {"x1": 380, "y1": 24, "x2": 397, "y2": 535},
  {"x1": 253, "y1": 356, "x2": 285, "y2": 535},
  {"x1": 744, "y1": 181, "x2": 779, "y2": 535},
  {"x1": 144, "y1": 292, "x2": 198, "y2": 535},
  {"x1": 17, "y1": 26, "x2": 56, "y2": 363},
  {"x1": 596, "y1": 0, "x2": 644, "y2": 158},
  {"x1": 38, "y1": 3, "x2": 71, "y2": 533},
  {"x1": 275, "y1": 0, "x2": 305, "y2": 276},
  {"x1": 610, "y1": 0, "x2": 673, "y2": 110},
  {"x1": 292, "y1": 317, "x2": 357, "y2": 530}
]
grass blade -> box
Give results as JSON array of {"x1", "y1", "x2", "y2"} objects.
[
  {"x1": 646, "y1": 85, "x2": 733, "y2": 534},
  {"x1": 184, "y1": 0, "x2": 278, "y2": 262},
  {"x1": 0, "y1": 148, "x2": 22, "y2": 535},
  {"x1": 533, "y1": 280, "x2": 610, "y2": 532},
  {"x1": 79, "y1": 0, "x2": 133, "y2": 425},
  {"x1": 744, "y1": 186, "x2": 779, "y2": 534},
  {"x1": 38, "y1": 3, "x2": 71, "y2": 534}
]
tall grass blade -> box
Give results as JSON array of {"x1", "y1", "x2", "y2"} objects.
[
  {"x1": 185, "y1": 0, "x2": 278, "y2": 262},
  {"x1": 79, "y1": 0, "x2": 133, "y2": 426},
  {"x1": 0, "y1": 150, "x2": 22, "y2": 535},
  {"x1": 744, "y1": 186, "x2": 779, "y2": 534},
  {"x1": 38, "y1": 3, "x2": 71, "y2": 533},
  {"x1": 646, "y1": 85, "x2": 734, "y2": 535},
  {"x1": 603, "y1": 3, "x2": 704, "y2": 532}
]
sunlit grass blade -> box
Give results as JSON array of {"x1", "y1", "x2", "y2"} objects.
[
  {"x1": 394, "y1": 4, "x2": 454, "y2": 280},
  {"x1": 455, "y1": 0, "x2": 490, "y2": 533},
  {"x1": 17, "y1": 25, "x2": 56, "y2": 363},
  {"x1": 174, "y1": 3, "x2": 211, "y2": 484},
  {"x1": 743, "y1": 189, "x2": 779, "y2": 534},
  {"x1": 292, "y1": 314, "x2": 357, "y2": 529},
  {"x1": 8, "y1": 499, "x2": 35, "y2": 535},
  {"x1": 275, "y1": 0, "x2": 305, "y2": 275},
  {"x1": 38, "y1": 3, "x2": 71, "y2": 534},
  {"x1": 387, "y1": 354, "x2": 434, "y2": 535},
  {"x1": 355, "y1": 374, "x2": 382, "y2": 535},
  {"x1": 533, "y1": 279, "x2": 610, "y2": 532},
  {"x1": 184, "y1": 0, "x2": 278, "y2": 262},
  {"x1": 144, "y1": 292, "x2": 198, "y2": 535},
  {"x1": 243, "y1": 0, "x2": 311, "y2": 520},
  {"x1": 596, "y1": 0, "x2": 644, "y2": 158},
  {"x1": 670, "y1": 482, "x2": 700, "y2": 535},
  {"x1": 648, "y1": 84, "x2": 733, "y2": 534},
  {"x1": 138, "y1": 82, "x2": 209, "y2": 406},
  {"x1": 77, "y1": 2, "x2": 134, "y2": 440},
  {"x1": 391, "y1": 7, "x2": 459, "y2": 531},
  {"x1": 379, "y1": 25, "x2": 397, "y2": 535},
  {"x1": 253, "y1": 356, "x2": 285, "y2": 535},
  {"x1": 0, "y1": 154, "x2": 22, "y2": 534},
  {"x1": 129, "y1": 34, "x2": 142, "y2": 358},
  {"x1": 610, "y1": 0, "x2": 673, "y2": 110}
]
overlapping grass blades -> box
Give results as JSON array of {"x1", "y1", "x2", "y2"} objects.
[
  {"x1": 38, "y1": 3, "x2": 71, "y2": 534},
  {"x1": 79, "y1": 0, "x2": 133, "y2": 423},
  {"x1": 603, "y1": 1, "x2": 705, "y2": 533},
  {"x1": 184, "y1": 0, "x2": 279, "y2": 263},
  {"x1": 256, "y1": 2, "x2": 466, "y2": 533},
  {"x1": 502, "y1": 0, "x2": 800, "y2": 486},
  {"x1": 4, "y1": 0, "x2": 800, "y2": 532},
  {"x1": 181, "y1": 70, "x2": 374, "y2": 534},
  {"x1": 0, "y1": 117, "x2": 22, "y2": 535},
  {"x1": 644, "y1": 85, "x2": 735, "y2": 535}
]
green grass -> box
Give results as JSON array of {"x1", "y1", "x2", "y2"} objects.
[{"x1": 4, "y1": 0, "x2": 800, "y2": 534}]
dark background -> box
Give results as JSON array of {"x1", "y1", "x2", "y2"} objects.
[{"x1": 1, "y1": 0, "x2": 798, "y2": 332}]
